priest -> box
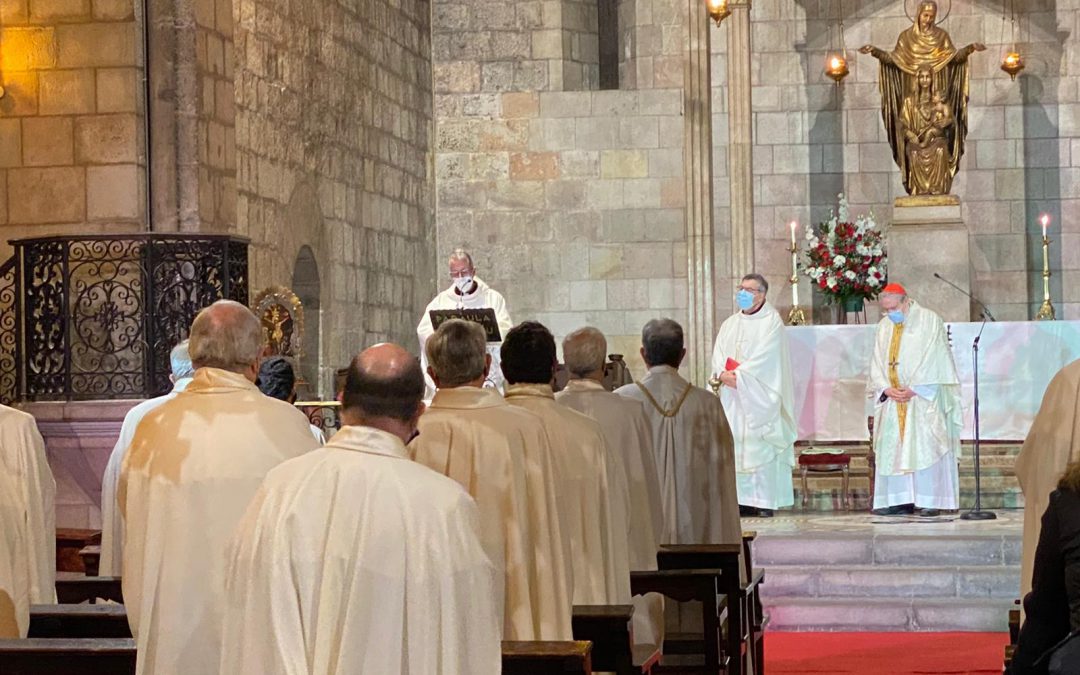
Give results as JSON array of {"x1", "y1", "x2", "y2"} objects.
[
  {"x1": 0, "y1": 470, "x2": 32, "y2": 638},
  {"x1": 711, "y1": 274, "x2": 797, "y2": 517},
  {"x1": 221, "y1": 343, "x2": 501, "y2": 674},
  {"x1": 409, "y1": 319, "x2": 573, "y2": 641},
  {"x1": 416, "y1": 248, "x2": 513, "y2": 396},
  {"x1": 0, "y1": 402, "x2": 55, "y2": 606},
  {"x1": 501, "y1": 321, "x2": 632, "y2": 608},
  {"x1": 868, "y1": 283, "x2": 962, "y2": 517},
  {"x1": 119, "y1": 300, "x2": 320, "y2": 674},
  {"x1": 559, "y1": 325, "x2": 665, "y2": 648},
  {"x1": 100, "y1": 340, "x2": 194, "y2": 577},
  {"x1": 616, "y1": 319, "x2": 741, "y2": 549},
  {"x1": 1016, "y1": 358, "x2": 1080, "y2": 599}
]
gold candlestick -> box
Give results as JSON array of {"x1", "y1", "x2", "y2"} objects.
[
  {"x1": 1036, "y1": 234, "x2": 1056, "y2": 320},
  {"x1": 787, "y1": 241, "x2": 808, "y2": 325}
]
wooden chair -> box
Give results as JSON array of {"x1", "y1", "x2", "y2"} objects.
[
  {"x1": 1005, "y1": 598, "x2": 1021, "y2": 670},
  {"x1": 630, "y1": 568, "x2": 729, "y2": 674},
  {"x1": 502, "y1": 640, "x2": 594, "y2": 674},
  {"x1": 56, "y1": 574, "x2": 124, "y2": 604},
  {"x1": 797, "y1": 452, "x2": 852, "y2": 510},
  {"x1": 0, "y1": 638, "x2": 136, "y2": 674},
  {"x1": 867, "y1": 415, "x2": 877, "y2": 508},
  {"x1": 28, "y1": 604, "x2": 132, "y2": 638},
  {"x1": 573, "y1": 605, "x2": 660, "y2": 674},
  {"x1": 79, "y1": 544, "x2": 102, "y2": 577}
]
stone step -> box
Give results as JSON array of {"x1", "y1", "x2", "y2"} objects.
[
  {"x1": 760, "y1": 564, "x2": 1020, "y2": 600},
  {"x1": 753, "y1": 533, "x2": 1020, "y2": 567},
  {"x1": 763, "y1": 597, "x2": 1013, "y2": 632}
]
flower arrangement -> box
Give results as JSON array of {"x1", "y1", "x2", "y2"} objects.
[{"x1": 803, "y1": 194, "x2": 887, "y2": 312}]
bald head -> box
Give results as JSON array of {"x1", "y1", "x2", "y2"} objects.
[
  {"x1": 189, "y1": 300, "x2": 263, "y2": 375},
  {"x1": 342, "y1": 343, "x2": 425, "y2": 425},
  {"x1": 563, "y1": 327, "x2": 607, "y2": 379}
]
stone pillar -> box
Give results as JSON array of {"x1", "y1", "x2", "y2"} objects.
[
  {"x1": 726, "y1": 0, "x2": 754, "y2": 278},
  {"x1": 683, "y1": 0, "x2": 717, "y2": 384},
  {"x1": 889, "y1": 197, "x2": 973, "y2": 322}
]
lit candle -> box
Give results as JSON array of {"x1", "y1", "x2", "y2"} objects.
[
  {"x1": 1041, "y1": 213, "x2": 1050, "y2": 239},
  {"x1": 789, "y1": 220, "x2": 798, "y2": 247}
]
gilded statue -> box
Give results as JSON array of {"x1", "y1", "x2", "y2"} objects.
[{"x1": 859, "y1": 0, "x2": 985, "y2": 196}]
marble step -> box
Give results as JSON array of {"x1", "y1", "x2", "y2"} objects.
[
  {"x1": 760, "y1": 564, "x2": 1020, "y2": 600},
  {"x1": 763, "y1": 597, "x2": 1013, "y2": 632},
  {"x1": 752, "y1": 533, "x2": 1020, "y2": 567}
]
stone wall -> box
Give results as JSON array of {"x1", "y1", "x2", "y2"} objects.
[
  {"x1": 717, "y1": 0, "x2": 1080, "y2": 321},
  {"x1": 233, "y1": 0, "x2": 436, "y2": 394},
  {"x1": 0, "y1": 0, "x2": 144, "y2": 260}
]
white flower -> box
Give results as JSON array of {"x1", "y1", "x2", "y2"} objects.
[
  {"x1": 826, "y1": 277, "x2": 838, "y2": 289},
  {"x1": 844, "y1": 270, "x2": 857, "y2": 280},
  {"x1": 868, "y1": 276, "x2": 881, "y2": 287},
  {"x1": 832, "y1": 255, "x2": 846, "y2": 268},
  {"x1": 868, "y1": 265, "x2": 879, "y2": 276},
  {"x1": 806, "y1": 228, "x2": 815, "y2": 242}
]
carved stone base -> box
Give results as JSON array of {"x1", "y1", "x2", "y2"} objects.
[{"x1": 889, "y1": 197, "x2": 972, "y2": 322}]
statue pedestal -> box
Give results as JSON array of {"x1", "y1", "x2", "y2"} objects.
[{"x1": 889, "y1": 196, "x2": 972, "y2": 322}]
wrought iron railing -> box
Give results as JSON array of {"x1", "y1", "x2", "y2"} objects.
[
  {"x1": 0, "y1": 234, "x2": 248, "y2": 404},
  {"x1": 296, "y1": 401, "x2": 341, "y2": 437}
]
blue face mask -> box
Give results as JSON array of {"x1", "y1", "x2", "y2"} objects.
[
  {"x1": 736, "y1": 289, "x2": 756, "y2": 311},
  {"x1": 888, "y1": 310, "x2": 905, "y2": 324}
]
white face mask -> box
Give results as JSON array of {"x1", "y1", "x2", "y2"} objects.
[{"x1": 453, "y1": 276, "x2": 474, "y2": 293}]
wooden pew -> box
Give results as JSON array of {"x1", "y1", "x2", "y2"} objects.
[
  {"x1": 502, "y1": 640, "x2": 593, "y2": 674},
  {"x1": 1005, "y1": 598, "x2": 1020, "y2": 670},
  {"x1": 0, "y1": 638, "x2": 136, "y2": 674},
  {"x1": 630, "y1": 569, "x2": 728, "y2": 674},
  {"x1": 573, "y1": 604, "x2": 660, "y2": 674},
  {"x1": 655, "y1": 542, "x2": 760, "y2": 675},
  {"x1": 55, "y1": 528, "x2": 100, "y2": 574},
  {"x1": 56, "y1": 573, "x2": 123, "y2": 604},
  {"x1": 79, "y1": 544, "x2": 102, "y2": 577},
  {"x1": 28, "y1": 604, "x2": 132, "y2": 638},
  {"x1": 742, "y1": 531, "x2": 766, "y2": 675}
]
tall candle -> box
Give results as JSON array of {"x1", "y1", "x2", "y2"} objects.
[
  {"x1": 1041, "y1": 214, "x2": 1049, "y2": 239},
  {"x1": 789, "y1": 220, "x2": 798, "y2": 247}
]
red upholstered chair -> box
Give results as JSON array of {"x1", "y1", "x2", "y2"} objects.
[{"x1": 797, "y1": 452, "x2": 852, "y2": 511}]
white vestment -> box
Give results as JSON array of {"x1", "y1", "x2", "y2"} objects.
[
  {"x1": 710, "y1": 303, "x2": 797, "y2": 510},
  {"x1": 119, "y1": 368, "x2": 320, "y2": 675},
  {"x1": 0, "y1": 469, "x2": 31, "y2": 638},
  {"x1": 556, "y1": 378, "x2": 665, "y2": 647},
  {"x1": 0, "y1": 404, "x2": 55, "y2": 605},
  {"x1": 416, "y1": 277, "x2": 513, "y2": 396},
  {"x1": 99, "y1": 377, "x2": 192, "y2": 577},
  {"x1": 868, "y1": 301, "x2": 962, "y2": 509},
  {"x1": 616, "y1": 366, "x2": 741, "y2": 548},
  {"x1": 221, "y1": 425, "x2": 502, "y2": 675}
]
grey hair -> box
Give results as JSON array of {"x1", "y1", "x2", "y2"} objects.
[
  {"x1": 742, "y1": 273, "x2": 769, "y2": 294},
  {"x1": 641, "y1": 318, "x2": 684, "y2": 369},
  {"x1": 169, "y1": 340, "x2": 194, "y2": 379},
  {"x1": 449, "y1": 248, "x2": 474, "y2": 267},
  {"x1": 188, "y1": 300, "x2": 263, "y2": 373},
  {"x1": 425, "y1": 319, "x2": 487, "y2": 387},
  {"x1": 881, "y1": 291, "x2": 908, "y2": 302},
  {"x1": 563, "y1": 327, "x2": 607, "y2": 377}
]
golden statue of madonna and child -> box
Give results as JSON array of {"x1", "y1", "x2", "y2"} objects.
[{"x1": 860, "y1": 0, "x2": 985, "y2": 199}]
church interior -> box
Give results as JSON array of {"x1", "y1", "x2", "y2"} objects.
[{"x1": 1, "y1": 0, "x2": 1079, "y2": 671}]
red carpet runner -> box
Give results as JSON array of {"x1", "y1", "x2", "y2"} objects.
[{"x1": 765, "y1": 632, "x2": 1010, "y2": 674}]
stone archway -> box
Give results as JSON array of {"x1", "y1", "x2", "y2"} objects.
[{"x1": 291, "y1": 245, "x2": 321, "y2": 399}]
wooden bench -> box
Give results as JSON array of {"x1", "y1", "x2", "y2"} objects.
[
  {"x1": 28, "y1": 604, "x2": 132, "y2": 639},
  {"x1": 79, "y1": 544, "x2": 102, "y2": 577},
  {"x1": 656, "y1": 542, "x2": 762, "y2": 675},
  {"x1": 0, "y1": 638, "x2": 136, "y2": 674},
  {"x1": 1005, "y1": 599, "x2": 1020, "y2": 669},
  {"x1": 502, "y1": 640, "x2": 594, "y2": 674},
  {"x1": 573, "y1": 604, "x2": 660, "y2": 674},
  {"x1": 55, "y1": 529, "x2": 101, "y2": 574},
  {"x1": 630, "y1": 569, "x2": 729, "y2": 674},
  {"x1": 56, "y1": 573, "x2": 123, "y2": 604}
]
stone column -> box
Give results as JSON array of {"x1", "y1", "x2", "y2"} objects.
[
  {"x1": 726, "y1": 0, "x2": 754, "y2": 278},
  {"x1": 683, "y1": 0, "x2": 716, "y2": 384}
]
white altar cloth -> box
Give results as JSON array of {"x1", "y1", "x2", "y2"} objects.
[{"x1": 787, "y1": 321, "x2": 1080, "y2": 442}]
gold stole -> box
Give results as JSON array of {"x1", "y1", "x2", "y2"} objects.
[{"x1": 887, "y1": 322, "x2": 907, "y2": 441}]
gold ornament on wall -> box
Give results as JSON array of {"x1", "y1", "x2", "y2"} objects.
[
  {"x1": 706, "y1": 0, "x2": 731, "y2": 26},
  {"x1": 999, "y1": 0, "x2": 1024, "y2": 81},
  {"x1": 824, "y1": 3, "x2": 850, "y2": 86}
]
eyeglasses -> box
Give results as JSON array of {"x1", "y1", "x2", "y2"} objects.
[
  {"x1": 449, "y1": 269, "x2": 474, "y2": 279},
  {"x1": 737, "y1": 286, "x2": 764, "y2": 294}
]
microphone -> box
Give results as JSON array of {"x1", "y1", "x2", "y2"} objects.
[{"x1": 933, "y1": 273, "x2": 996, "y2": 322}]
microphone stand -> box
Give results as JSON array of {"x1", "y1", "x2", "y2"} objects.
[
  {"x1": 933, "y1": 272, "x2": 996, "y2": 322},
  {"x1": 961, "y1": 314, "x2": 996, "y2": 521}
]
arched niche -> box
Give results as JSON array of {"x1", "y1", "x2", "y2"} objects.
[{"x1": 292, "y1": 245, "x2": 321, "y2": 398}]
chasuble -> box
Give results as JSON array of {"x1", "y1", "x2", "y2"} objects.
[
  {"x1": 99, "y1": 377, "x2": 192, "y2": 577},
  {"x1": 408, "y1": 386, "x2": 573, "y2": 641},
  {"x1": 868, "y1": 301, "x2": 962, "y2": 509},
  {"x1": 0, "y1": 470, "x2": 31, "y2": 638},
  {"x1": 711, "y1": 302, "x2": 797, "y2": 510},
  {"x1": 221, "y1": 426, "x2": 501, "y2": 674},
  {"x1": 0, "y1": 404, "x2": 55, "y2": 606},
  {"x1": 119, "y1": 368, "x2": 320, "y2": 675},
  {"x1": 1017, "y1": 358, "x2": 1080, "y2": 599}
]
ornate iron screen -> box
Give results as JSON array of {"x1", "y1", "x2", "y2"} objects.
[{"x1": 0, "y1": 234, "x2": 248, "y2": 403}]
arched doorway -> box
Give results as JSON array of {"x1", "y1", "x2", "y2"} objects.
[{"x1": 292, "y1": 245, "x2": 322, "y2": 398}]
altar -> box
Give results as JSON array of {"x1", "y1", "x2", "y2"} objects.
[{"x1": 788, "y1": 321, "x2": 1080, "y2": 442}]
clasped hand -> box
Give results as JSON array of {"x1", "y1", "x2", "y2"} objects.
[
  {"x1": 719, "y1": 370, "x2": 737, "y2": 389},
  {"x1": 884, "y1": 386, "x2": 915, "y2": 403}
]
